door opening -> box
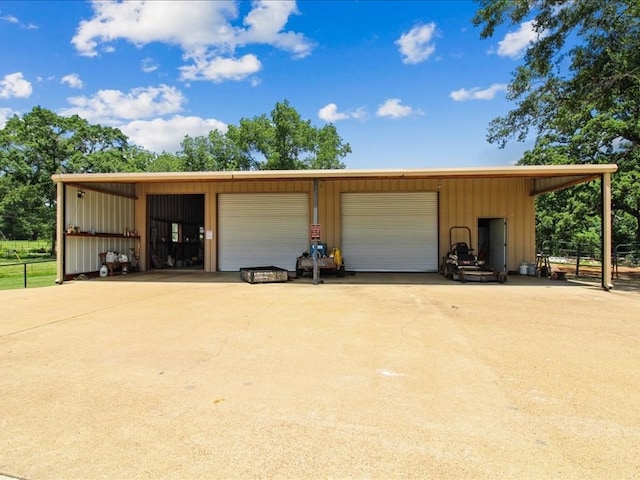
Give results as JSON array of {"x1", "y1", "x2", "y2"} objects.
[
  {"x1": 148, "y1": 194, "x2": 205, "y2": 270},
  {"x1": 478, "y1": 218, "x2": 507, "y2": 273}
]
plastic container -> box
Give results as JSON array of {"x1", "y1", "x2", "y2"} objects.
[
  {"x1": 519, "y1": 263, "x2": 528, "y2": 275},
  {"x1": 527, "y1": 264, "x2": 536, "y2": 276}
]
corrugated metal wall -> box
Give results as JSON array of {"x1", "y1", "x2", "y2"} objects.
[
  {"x1": 148, "y1": 194, "x2": 203, "y2": 226},
  {"x1": 437, "y1": 178, "x2": 535, "y2": 271},
  {"x1": 64, "y1": 185, "x2": 136, "y2": 275},
  {"x1": 132, "y1": 177, "x2": 535, "y2": 273}
]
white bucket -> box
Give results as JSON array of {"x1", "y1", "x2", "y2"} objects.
[
  {"x1": 106, "y1": 252, "x2": 115, "y2": 263},
  {"x1": 519, "y1": 263, "x2": 528, "y2": 275}
]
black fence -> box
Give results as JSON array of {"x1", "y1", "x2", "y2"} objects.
[
  {"x1": 613, "y1": 243, "x2": 640, "y2": 279},
  {"x1": 538, "y1": 240, "x2": 640, "y2": 280},
  {"x1": 0, "y1": 260, "x2": 57, "y2": 289}
]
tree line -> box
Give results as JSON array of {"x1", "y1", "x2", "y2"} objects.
[{"x1": 0, "y1": 100, "x2": 351, "y2": 249}]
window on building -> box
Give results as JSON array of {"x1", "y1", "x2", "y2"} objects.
[{"x1": 171, "y1": 223, "x2": 182, "y2": 243}]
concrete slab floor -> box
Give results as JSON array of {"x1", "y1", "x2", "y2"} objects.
[{"x1": 0, "y1": 273, "x2": 638, "y2": 479}]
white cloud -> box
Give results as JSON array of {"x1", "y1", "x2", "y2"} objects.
[
  {"x1": 119, "y1": 115, "x2": 227, "y2": 153},
  {"x1": 376, "y1": 98, "x2": 422, "y2": 119},
  {"x1": 0, "y1": 108, "x2": 14, "y2": 128},
  {"x1": 0, "y1": 72, "x2": 33, "y2": 99},
  {"x1": 60, "y1": 84, "x2": 185, "y2": 123},
  {"x1": 449, "y1": 83, "x2": 507, "y2": 101},
  {"x1": 235, "y1": 1, "x2": 313, "y2": 59},
  {"x1": 1, "y1": 14, "x2": 18, "y2": 23},
  {"x1": 141, "y1": 57, "x2": 158, "y2": 73},
  {"x1": 71, "y1": 0, "x2": 313, "y2": 82},
  {"x1": 61, "y1": 73, "x2": 84, "y2": 89},
  {"x1": 1, "y1": 13, "x2": 37, "y2": 29},
  {"x1": 179, "y1": 54, "x2": 261, "y2": 82},
  {"x1": 318, "y1": 103, "x2": 366, "y2": 123},
  {"x1": 71, "y1": 1, "x2": 238, "y2": 57},
  {"x1": 497, "y1": 20, "x2": 546, "y2": 58},
  {"x1": 396, "y1": 22, "x2": 437, "y2": 64},
  {"x1": 54, "y1": 81, "x2": 227, "y2": 153}
]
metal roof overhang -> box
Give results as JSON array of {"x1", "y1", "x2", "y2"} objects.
[{"x1": 52, "y1": 164, "x2": 618, "y2": 196}]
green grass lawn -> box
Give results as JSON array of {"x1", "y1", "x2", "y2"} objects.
[
  {"x1": 0, "y1": 259, "x2": 57, "y2": 290},
  {"x1": 0, "y1": 240, "x2": 56, "y2": 289}
]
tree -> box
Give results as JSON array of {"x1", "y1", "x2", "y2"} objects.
[
  {"x1": 145, "y1": 150, "x2": 183, "y2": 172},
  {"x1": 473, "y1": 0, "x2": 640, "y2": 246},
  {"x1": 180, "y1": 100, "x2": 351, "y2": 171},
  {"x1": 179, "y1": 130, "x2": 252, "y2": 171},
  {"x1": 0, "y1": 106, "x2": 136, "y2": 250}
]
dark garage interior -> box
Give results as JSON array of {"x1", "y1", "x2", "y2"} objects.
[{"x1": 148, "y1": 194, "x2": 204, "y2": 270}]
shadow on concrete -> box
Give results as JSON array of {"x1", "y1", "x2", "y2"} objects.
[{"x1": 77, "y1": 270, "x2": 623, "y2": 290}]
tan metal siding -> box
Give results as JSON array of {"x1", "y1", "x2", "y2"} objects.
[
  {"x1": 130, "y1": 177, "x2": 535, "y2": 274},
  {"x1": 215, "y1": 180, "x2": 312, "y2": 193},
  {"x1": 318, "y1": 180, "x2": 341, "y2": 250},
  {"x1": 438, "y1": 178, "x2": 535, "y2": 271},
  {"x1": 322, "y1": 177, "x2": 534, "y2": 272}
]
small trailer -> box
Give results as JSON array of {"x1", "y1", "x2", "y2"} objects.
[{"x1": 295, "y1": 245, "x2": 345, "y2": 278}]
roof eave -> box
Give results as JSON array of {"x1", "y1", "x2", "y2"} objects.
[{"x1": 51, "y1": 164, "x2": 619, "y2": 184}]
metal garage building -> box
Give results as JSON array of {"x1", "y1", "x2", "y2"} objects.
[{"x1": 52, "y1": 164, "x2": 617, "y2": 289}]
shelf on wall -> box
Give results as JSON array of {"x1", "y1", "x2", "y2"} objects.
[{"x1": 65, "y1": 232, "x2": 140, "y2": 239}]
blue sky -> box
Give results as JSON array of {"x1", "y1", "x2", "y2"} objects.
[{"x1": 0, "y1": 1, "x2": 541, "y2": 169}]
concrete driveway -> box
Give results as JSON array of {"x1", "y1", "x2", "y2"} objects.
[{"x1": 1, "y1": 272, "x2": 639, "y2": 479}]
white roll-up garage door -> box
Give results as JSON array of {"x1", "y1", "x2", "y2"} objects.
[
  {"x1": 341, "y1": 192, "x2": 438, "y2": 272},
  {"x1": 218, "y1": 193, "x2": 308, "y2": 271}
]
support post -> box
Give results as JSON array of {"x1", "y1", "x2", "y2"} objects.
[
  {"x1": 313, "y1": 178, "x2": 319, "y2": 285},
  {"x1": 56, "y1": 181, "x2": 65, "y2": 285},
  {"x1": 601, "y1": 173, "x2": 613, "y2": 290}
]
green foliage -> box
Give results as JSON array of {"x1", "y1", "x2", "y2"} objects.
[
  {"x1": 179, "y1": 100, "x2": 350, "y2": 171},
  {"x1": 179, "y1": 130, "x2": 253, "y2": 171},
  {"x1": 0, "y1": 106, "x2": 135, "y2": 245},
  {"x1": 473, "y1": 0, "x2": 640, "y2": 246}
]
